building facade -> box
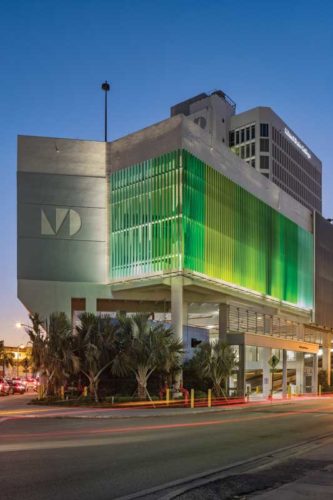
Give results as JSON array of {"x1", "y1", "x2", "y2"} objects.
[
  {"x1": 171, "y1": 92, "x2": 322, "y2": 213},
  {"x1": 17, "y1": 94, "x2": 332, "y2": 395}
]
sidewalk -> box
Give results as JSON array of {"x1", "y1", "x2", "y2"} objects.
[{"x1": 251, "y1": 439, "x2": 333, "y2": 499}]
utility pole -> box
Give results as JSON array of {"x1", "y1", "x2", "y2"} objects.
[{"x1": 101, "y1": 81, "x2": 110, "y2": 142}]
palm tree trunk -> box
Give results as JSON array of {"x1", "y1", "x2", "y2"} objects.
[{"x1": 137, "y1": 381, "x2": 146, "y2": 400}]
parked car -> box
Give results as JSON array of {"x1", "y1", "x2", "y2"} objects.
[
  {"x1": 6, "y1": 379, "x2": 26, "y2": 395},
  {"x1": 0, "y1": 378, "x2": 10, "y2": 396},
  {"x1": 25, "y1": 377, "x2": 38, "y2": 391}
]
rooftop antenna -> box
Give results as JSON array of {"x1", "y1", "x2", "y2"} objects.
[{"x1": 101, "y1": 81, "x2": 110, "y2": 142}]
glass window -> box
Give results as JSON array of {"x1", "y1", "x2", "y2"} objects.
[
  {"x1": 246, "y1": 144, "x2": 250, "y2": 158},
  {"x1": 251, "y1": 159, "x2": 255, "y2": 168},
  {"x1": 260, "y1": 156, "x2": 269, "y2": 169},
  {"x1": 241, "y1": 129, "x2": 245, "y2": 143},
  {"x1": 251, "y1": 142, "x2": 255, "y2": 156},
  {"x1": 240, "y1": 146, "x2": 245, "y2": 159},
  {"x1": 229, "y1": 131, "x2": 235, "y2": 147},
  {"x1": 260, "y1": 123, "x2": 269, "y2": 137},
  {"x1": 235, "y1": 130, "x2": 240, "y2": 145},
  {"x1": 260, "y1": 138, "x2": 269, "y2": 152},
  {"x1": 246, "y1": 127, "x2": 250, "y2": 141},
  {"x1": 251, "y1": 124, "x2": 255, "y2": 139}
]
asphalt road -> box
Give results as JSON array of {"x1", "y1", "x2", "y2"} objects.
[{"x1": 1, "y1": 396, "x2": 333, "y2": 500}]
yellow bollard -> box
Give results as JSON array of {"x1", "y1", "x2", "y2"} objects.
[
  {"x1": 207, "y1": 389, "x2": 212, "y2": 408},
  {"x1": 190, "y1": 389, "x2": 195, "y2": 409},
  {"x1": 60, "y1": 386, "x2": 64, "y2": 400},
  {"x1": 287, "y1": 384, "x2": 292, "y2": 399},
  {"x1": 83, "y1": 386, "x2": 88, "y2": 397},
  {"x1": 166, "y1": 388, "x2": 170, "y2": 407},
  {"x1": 319, "y1": 384, "x2": 322, "y2": 396},
  {"x1": 256, "y1": 386, "x2": 259, "y2": 394},
  {"x1": 38, "y1": 384, "x2": 44, "y2": 400}
]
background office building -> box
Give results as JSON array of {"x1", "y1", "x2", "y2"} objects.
[
  {"x1": 17, "y1": 90, "x2": 333, "y2": 395},
  {"x1": 172, "y1": 92, "x2": 322, "y2": 213}
]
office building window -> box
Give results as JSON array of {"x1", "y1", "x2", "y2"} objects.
[
  {"x1": 241, "y1": 129, "x2": 245, "y2": 142},
  {"x1": 229, "y1": 131, "x2": 235, "y2": 147},
  {"x1": 260, "y1": 138, "x2": 269, "y2": 152},
  {"x1": 260, "y1": 123, "x2": 269, "y2": 137},
  {"x1": 246, "y1": 144, "x2": 250, "y2": 158},
  {"x1": 251, "y1": 159, "x2": 255, "y2": 168},
  {"x1": 246, "y1": 127, "x2": 250, "y2": 141},
  {"x1": 236, "y1": 130, "x2": 240, "y2": 145},
  {"x1": 240, "y1": 146, "x2": 245, "y2": 159},
  {"x1": 251, "y1": 124, "x2": 255, "y2": 139},
  {"x1": 251, "y1": 142, "x2": 255, "y2": 156},
  {"x1": 260, "y1": 156, "x2": 269, "y2": 169}
]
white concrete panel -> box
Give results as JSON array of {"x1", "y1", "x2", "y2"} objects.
[{"x1": 18, "y1": 135, "x2": 106, "y2": 176}]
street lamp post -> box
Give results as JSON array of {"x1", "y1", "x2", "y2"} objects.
[{"x1": 101, "y1": 80, "x2": 110, "y2": 142}]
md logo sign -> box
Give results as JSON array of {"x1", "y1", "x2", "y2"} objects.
[{"x1": 41, "y1": 207, "x2": 81, "y2": 237}]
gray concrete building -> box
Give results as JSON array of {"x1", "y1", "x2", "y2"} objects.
[{"x1": 17, "y1": 92, "x2": 332, "y2": 395}]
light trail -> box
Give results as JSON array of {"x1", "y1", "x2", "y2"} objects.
[{"x1": 2, "y1": 403, "x2": 333, "y2": 442}]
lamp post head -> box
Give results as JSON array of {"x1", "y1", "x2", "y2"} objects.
[{"x1": 101, "y1": 81, "x2": 110, "y2": 92}]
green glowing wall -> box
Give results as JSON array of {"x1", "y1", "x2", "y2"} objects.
[
  {"x1": 110, "y1": 150, "x2": 313, "y2": 309},
  {"x1": 110, "y1": 152, "x2": 182, "y2": 278}
]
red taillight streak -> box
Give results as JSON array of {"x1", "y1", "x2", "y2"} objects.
[{"x1": 2, "y1": 404, "x2": 333, "y2": 441}]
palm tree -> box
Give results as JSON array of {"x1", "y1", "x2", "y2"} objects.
[
  {"x1": 75, "y1": 313, "x2": 124, "y2": 402},
  {"x1": 26, "y1": 312, "x2": 79, "y2": 396},
  {"x1": 25, "y1": 313, "x2": 48, "y2": 392},
  {"x1": 21, "y1": 357, "x2": 31, "y2": 378},
  {"x1": 113, "y1": 314, "x2": 183, "y2": 401},
  {"x1": 0, "y1": 341, "x2": 14, "y2": 377},
  {"x1": 45, "y1": 312, "x2": 80, "y2": 394},
  {"x1": 192, "y1": 341, "x2": 237, "y2": 397}
]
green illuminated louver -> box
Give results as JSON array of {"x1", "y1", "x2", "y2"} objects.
[{"x1": 110, "y1": 149, "x2": 313, "y2": 309}]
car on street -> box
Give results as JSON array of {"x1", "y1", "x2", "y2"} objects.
[
  {"x1": 0, "y1": 378, "x2": 10, "y2": 396},
  {"x1": 6, "y1": 379, "x2": 26, "y2": 395}
]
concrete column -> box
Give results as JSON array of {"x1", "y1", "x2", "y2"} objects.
[
  {"x1": 219, "y1": 304, "x2": 229, "y2": 342},
  {"x1": 313, "y1": 353, "x2": 318, "y2": 394},
  {"x1": 262, "y1": 347, "x2": 272, "y2": 398},
  {"x1": 171, "y1": 278, "x2": 185, "y2": 388},
  {"x1": 171, "y1": 278, "x2": 183, "y2": 343},
  {"x1": 85, "y1": 297, "x2": 97, "y2": 314},
  {"x1": 237, "y1": 344, "x2": 246, "y2": 397},
  {"x1": 322, "y1": 333, "x2": 332, "y2": 386},
  {"x1": 282, "y1": 349, "x2": 288, "y2": 397},
  {"x1": 296, "y1": 352, "x2": 304, "y2": 393}
]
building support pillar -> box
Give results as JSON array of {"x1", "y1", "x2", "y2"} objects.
[
  {"x1": 85, "y1": 297, "x2": 97, "y2": 315},
  {"x1": 262, "y1": 347, "x2": 272, "y2": 398},
  {"x1": 322, "y1": 333, "x2": 332, "y2": 386},
  {"x1": 282, "y1": 349, "x2": 288, "y2": 397},
  {"x1": 313, "y1": 353, "x2": 319, "y2": 394},
  {"x1": 171, "y1": 278, "x2": 185, "y2": 389},
  {"x1": 237, "y1": 344, "x2": 246, "y2": 397},
  {"x1": 296, "y1": 352, "x2": 304, "y2": 394},
  {"x1": 219, "y1": 304, "x2": 229, "y2": 342}
]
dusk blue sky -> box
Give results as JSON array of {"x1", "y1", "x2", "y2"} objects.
[{"x1": 1, "y1": 0, "x2": 332, "y2": 344}]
